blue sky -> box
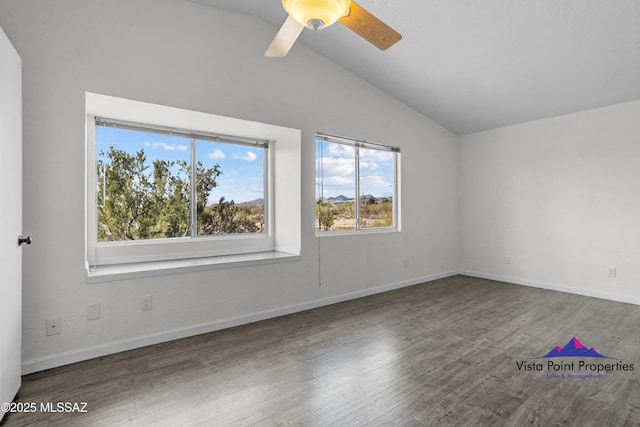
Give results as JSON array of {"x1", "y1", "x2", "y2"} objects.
[
  {"x1": 315, "y1": 140, "x2": 395, "y2": 200},
  {"x1": 97, "y1": 127, "x2": 265, "y2": 204}
]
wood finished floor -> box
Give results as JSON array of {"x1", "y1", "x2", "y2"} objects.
[{"x1": 3, "y1": 275, "x2": 640, "y2": 426}]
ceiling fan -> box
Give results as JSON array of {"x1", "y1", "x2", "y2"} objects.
[{"x1": 265, "y1": 0, "x2": 402, "y2": 57}]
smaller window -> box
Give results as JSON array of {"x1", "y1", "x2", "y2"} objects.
[{"x1": 315, "y1": 132, "x2": 400, "y2": 233}]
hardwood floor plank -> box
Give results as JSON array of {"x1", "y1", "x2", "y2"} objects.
[{"x1": 3, "y1": 276, "x2": 640, "y2": 426}]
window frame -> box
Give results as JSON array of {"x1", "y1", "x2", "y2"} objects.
[
  {"x1": 85, "y1": 93, "x2": 301, "y2": 276},
  {"x1": 94, "y1": 117, "x2": 271, "y2": 238},
  {"x1": 315, "y1": 132, "x2": 401, "y2": 235},
  {"x1": 87, "y1": 115, "x2": 274, "y2": 266}
]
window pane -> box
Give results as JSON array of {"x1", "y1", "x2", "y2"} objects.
[
  {"x1": 359, "y1": 147, "x2": 395, "y2": 229},
  {"x1": 315, "y1": 140, "x2": 356, "y2": 232},
  {"x1": 195, "y1": 140, "x2": 265, "y2": 235},
  {"x1": 96, "y1": 126, "x2": 191, "y2": 241}
]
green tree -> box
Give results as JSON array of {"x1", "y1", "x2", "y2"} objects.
[
  {"x1": 97, "y1": 147, "x2": 159, "y2": 241},
  {"x1": 202, "y1": 197, "x2": 259, "y2": 234},
  {"x1": 316, "y1": 201, "x2": 335, "y2": 231},
  {"x1": 97, "y1": 146, "x2": 255, "y2": 241}
]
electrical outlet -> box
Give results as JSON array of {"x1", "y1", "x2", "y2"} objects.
[
  {"x1": 88, "y1": 303, "x2": 101, "y2": 320},
  {"x1": 141, "y1": 295, "x2": 153, "y2": 311},
  {"x1": 608, "y1": 267, "x2": 617, "y2": 278},
  {"x1": 46, "y1": 318, "x2": 61, "y2": 336}
]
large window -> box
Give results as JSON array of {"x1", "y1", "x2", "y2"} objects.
[
  {"x1": 85, "y1": 93, "x2": 301, "y2": 275},
  {"x1": 315, "y1": 132, "x2": 400, "y2": 233},
  {"x1": 95, "y1": 118, "x2": 267, "y2": 241}
]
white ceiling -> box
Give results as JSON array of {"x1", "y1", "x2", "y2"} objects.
[{"x1": 188, "y1": 0, "x2": 640, "y2": 135}]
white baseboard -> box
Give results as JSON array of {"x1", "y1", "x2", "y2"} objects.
[
  {"x1": 460, "y1": 270, "x2": 640, "y2": 306},
  {"x1": 22, "y1": 270, "x2": 458, "y2": 375},
  {"x1": 22, "y1": 270, "x2": 639, "y2": 374}
]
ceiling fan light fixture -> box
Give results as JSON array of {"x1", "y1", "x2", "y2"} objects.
[
  {"x1": 267, "y1": 0, "x2": 401, "y2": 58},
  {"x1": 282, "y1": 0, "x2": 350, "y2": 30}
]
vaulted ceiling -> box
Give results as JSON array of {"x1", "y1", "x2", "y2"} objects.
[{"x1": 189, "y1": 0, "x2": 640, "y2": 135}]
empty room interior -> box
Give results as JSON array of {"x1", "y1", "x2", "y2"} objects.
[{"x1": 1, "y1": 0, "x2": 640, "y2": 426}]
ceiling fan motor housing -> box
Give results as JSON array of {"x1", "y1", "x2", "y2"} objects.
[{"x1": 282, "y1": 0, "x2": 350, "y2": 30}]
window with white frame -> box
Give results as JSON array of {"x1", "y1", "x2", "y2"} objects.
[
  {"x1": 85, "y1": 93, "x2": 301, "y2": 274},
  {"x1": 315, "y1": 132, "x2": 400, "y2": 233},
  {"x1": 95, "y1": 118, "x2": 268, "y2": 241}
]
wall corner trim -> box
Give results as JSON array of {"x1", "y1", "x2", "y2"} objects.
[{"x1": 459, "y1": 270, "x2": 640, "y2": 307}]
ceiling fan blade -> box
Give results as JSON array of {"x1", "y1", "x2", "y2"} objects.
[
  {"x1": 265, "y1": 15, "x2": 305, "y2": 57},
  {"x1": 338, "y1": 1, "x2": 402, "y2": 50}
]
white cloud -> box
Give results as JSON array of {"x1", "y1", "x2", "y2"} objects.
[
  {"x1": 316, "y1": 157, "x2": 356, "y2": 196},
  {"x1": 316, "y1": 146, "x2": 393, "y2": 197},
  {"x1": 360, "y1": 174, "x2": 392, "y2": 189},
  {"x1": 150, "y1": 142, "x2": 188, "y2": 152},
  {"x1": 316, "y1": 157, "x2": 355, "y2": 177},
  {"x1": 360, "y1": 161, "x2": 381, "y2": 171},
  {"x1": 326, "y1": 143, "x2": 355, "y2": 157},
  {"x1": 233, "y1": 151, "x2": 258, "y2": 162},
  {"x1": 243, "y1": 152, "x2": 258, "y2": 162},
  {"x1": 317, "y1": 175, "x2": 355, "y2": 187},
  {"x1": 208, "y1": 149, "x2": 226, "y2": 160},
  {"x1": 360, "y1": 149, "x2": 393, "y2": 162}
]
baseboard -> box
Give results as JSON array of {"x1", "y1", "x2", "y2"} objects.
[
  {"x1": 460, "y1": 270, "x2": 640, "y2": 306},
  {"x1": 22, "y1": 270, "x2": 458, "y2": 375}
]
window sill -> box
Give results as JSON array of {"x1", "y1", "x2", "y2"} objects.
[
  {"x1": 315, "y1": 227, "x2": 399, "y2": 237},
  {"x1": 86, "y1": 251, "x2": 301, "y2": 284}
]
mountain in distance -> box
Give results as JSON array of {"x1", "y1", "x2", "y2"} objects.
[
  {"x1": 535, "y1": 337, "x2": 617, "y2": 359},
  {"x1": 239, "y1": 194, "x2": 394, "y2": 205},
  {"x1": 321, "y1": 194, "x2": 393, "y2": 204},
  {"x1": 325, "y1": 195, "x2": 354, "y2": 204},
  {"x1": 237, "y1": 198, "x2": 264, "y2": 206}
]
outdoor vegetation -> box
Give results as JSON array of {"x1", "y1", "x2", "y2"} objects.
[
  {"x1": 97, "y1": 146, "x2": 263, "y2": 242},
  {"x1": 316, "y1": 197, "x2": 393, "y2": 231}
]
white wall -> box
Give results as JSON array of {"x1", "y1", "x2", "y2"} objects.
[
  {"x1": 0, "y1": 0, "x2": 459, "y2": 372},
  {"x1": 459, "y1": 101, "x2": 640, "y2": 304}
]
